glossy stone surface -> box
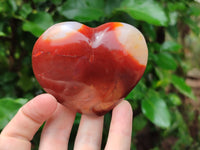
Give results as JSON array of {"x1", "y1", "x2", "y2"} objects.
[{"x1": 32, "y1": 22, "x2": 148, "y2": 116}]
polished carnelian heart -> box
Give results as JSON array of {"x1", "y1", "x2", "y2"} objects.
[{"x1": 32, "y1": 22, "x2": 148, "y2": 116}]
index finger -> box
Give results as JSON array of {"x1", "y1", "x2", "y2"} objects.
[{"x1": 0, "y1": 94, "x2": 57, "y2": 150}]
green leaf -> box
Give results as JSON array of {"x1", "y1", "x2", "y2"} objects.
[
  {"x1": 0, "y1": 22, "x2": 6, "y2": 36},
  {"x1": 168, "y1": 12, "x2": 178, "y2": 26},
  {"x1": 0, "y1": 32, "x2": 6, "y2": 36},
  {"x1": 0, "y1": 72, "x2": 17, "y2": 83},
  {"x1": 167, "y1": 2, "x2": 186, "y2": 11},
  {"x1": 74, "y1": 113, "x2": 81, "y2": 124},
  {"x1": 104, "y1": 0, "x2": 122, "y2": 15},
  {"x1": 172, "y1": 110, "x2": 193, "y2": 147},
  {"x1": 161, "y1": 41, "x2": 182, "y2": 52},
  {"x1": 23, "y1": 21, "x2": 44, "y2": 37},
  {"x1": 168, "y1": 94, "x2": 182, "y2": 106},
  {"x1": 133, "y1": 114, "x2": 147, "y2": 132},
  {"x1": 126, "y1": 80, "x2": 147, "y2": 100},
  {"x1": 184, "y1": 17, "x2": 200, "y2": 35},
  {"x1": 148, "y1": 42, "x2": 161, "y2": 53},
  {"x1": 171, "y1": 75, "x2": 196, "y2": 100},
  {"x1": 17, "y1": 75, "x2": 35, "y2": 92},
  {"x1": 8, "y1": 0, "x2": 17, "y2": 13},
  {"x1": 188, "y1": 3, "x2": 200, "y2": 16},
  {"x1": 142, "y1": 91, "x2": 171, "y2": 128},
  {"x1": 153, "y1": 79, "x2": 170, "y2": 88},
  {"x1": 142, "y1": 23, "x2": 156, "y2": 41},
  {"x1": 167, "y1": 25, "x2": 178, "y2": 39},
  {"x1": 51, "y1": 0, "x2": 63, "y2": 5},
  {"x1": 15, "y1": 98, "x2": 28, "y2": 105},
  {"x1": 33, "y1": 0, "x2": 46, "y2": 2},
  {"x1": 0, "y1": 99, "x2": 23, "y2": 129},
  {"x1": 22, "y1": 12, "x2": 53, "y2": 37},
  {"x1": 154, "y1": 52, "x2": 177, "y2": 70},
  {"x1": 154, "y1": 68, "x2": 171, "y2": 88},
  {"x1": 58, "y1": 0, "x2": 105, "y2": 22},
  {"x1": 118, "y1": 0, "x2": 168, "y2": 26},
  {"x1": 0, "y1": 0, "x2": 17, "y2": 14},
  {"x1": 155, "y1": 67, "x2": 170, "y2": 80},
  {"x1": 19, "y1": 3, "x2": 32, "y2": 19}
]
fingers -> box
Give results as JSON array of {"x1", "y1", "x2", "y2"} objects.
[
  {"x1": 74, "y1": 100, "x2": 132, "y2": 150},
  {"x1": 74, "y1": 115, "x2": 104, "y2": 150},
  {"x1": 0, "y1": 95, "x2": 133, "y2": 150},
  {"x1": 0, "y1": 94, "x2": 57, "y2": 150},
  {"x1": 105, "y1": 100, "x2": 133, "y2": 150},
  {"x1": 39, "y1": 104, "x2": 76, "y2": 150}
]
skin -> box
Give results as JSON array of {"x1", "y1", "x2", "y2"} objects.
[{"x1": 0, "y1": 94, "x2": 133, "y2": 150}]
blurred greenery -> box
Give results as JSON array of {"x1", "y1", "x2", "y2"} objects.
[{"x1": 0, "y1": 0, "x2": 200, "y2": 149}]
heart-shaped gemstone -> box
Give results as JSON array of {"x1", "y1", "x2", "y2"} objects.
[{"x1": 32, "y1": 22, "x2": 148, "y2": 116}]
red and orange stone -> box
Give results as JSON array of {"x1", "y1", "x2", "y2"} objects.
[{"x1": 32, "y1": 22, "x2": 148, "y2": 116}]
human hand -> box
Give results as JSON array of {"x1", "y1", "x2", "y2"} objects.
[{"x1": 0, "y1": 94, "x2": 133, "y2": 150}]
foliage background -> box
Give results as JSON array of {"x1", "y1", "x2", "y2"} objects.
[{"x1": 0, "y1": 0, "x2": 200, "y2": 149}]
